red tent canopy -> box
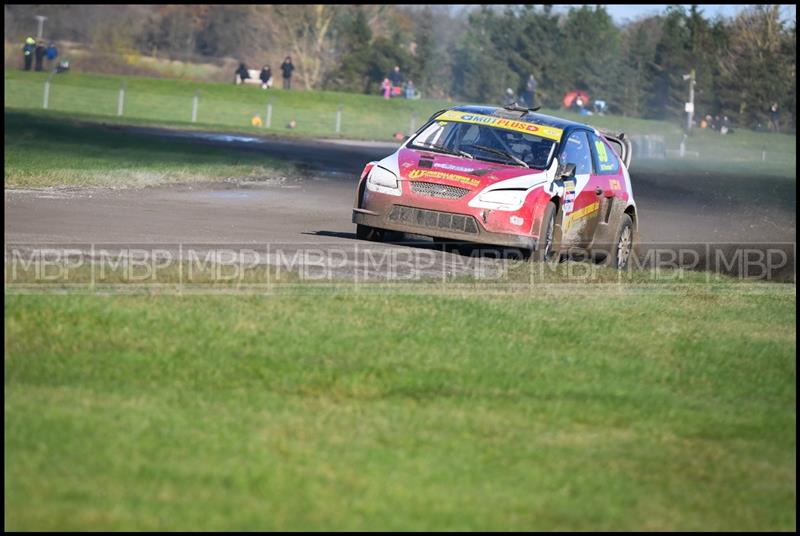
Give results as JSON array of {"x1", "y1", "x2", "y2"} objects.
[{"x1": 563, "y1": 90, "x2": 590, "y2": 109}]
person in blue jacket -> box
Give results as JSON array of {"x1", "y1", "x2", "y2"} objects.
[{"x1": 46, "y1": 42, "x2": 58, "y2": 70}]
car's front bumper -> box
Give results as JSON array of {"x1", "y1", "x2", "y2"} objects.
[{"x1": 353, "y1": 206, "x2": 538, "y2": 250}]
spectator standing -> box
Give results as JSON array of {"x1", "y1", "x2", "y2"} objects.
[
  {"x1": 281, "y1": 56, "x2": 294, "y2": 90},
  {"x1": 34, "y1": 40, "x2": 46, "y2": 72},
  {"x1": 235, "y1": 62, "x2": 250, "y2": 84},
  {"x1": 523, "y1": 73, "x2": 537, "y2": 107},
  {"x1": 381, "y1": 78, "x2": 392, "y2": 99},
  {"x1": 22, "y1": 37, "x2": 35, "y2": 71},
  {"x1": 259, "y1": 65, "x2": 272, "y2": 89},
  {"x1": 769, "y1": 103, "x2": 780, "y2": 132},
  {"x1": 405, "y1": 80, "x2": 416, "y2": 99},
  {"x1": 389, "y1": 65, "x2": 402, "y2": 88},
  {"x1": 46, "y1": 41, "x2": 58, "y2": 70}
]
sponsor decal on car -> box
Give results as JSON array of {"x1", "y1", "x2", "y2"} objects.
[
  {"x1": 407, "y1": 169, "x2": 480, "y2": 187},
  {"x1": 563, "y1": 200, "x2": 599, "y2": 229},
  {"x1": 563, "y1": 190, "x2": 576, "y2": 214},
  {"x1": 609, "y1": 179, "x2": 621, "y2": 190},
  {"x1": 510, "y1": 215, "x2": 524, "y2": 226},
  {"x1": 432, "y1": 162, "x2": 476, "y2": 173},
  {"x1": 435, "y1": 110, "x2": 563, "y2": 141},
  {"x1": 595, "y1": 140, "x2": 618, "y2": 171}
]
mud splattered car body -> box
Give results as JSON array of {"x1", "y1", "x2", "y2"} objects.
[{"x1": 353, "y1": 105, "x2": 638, "y2": 267}]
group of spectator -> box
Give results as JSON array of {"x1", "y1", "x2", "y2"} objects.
[
  {"x1": 700, "y1": 113, "x2": 734, "y2": 135},
  {"x1": 21, "y1": 37, "x2": 58, "y2": 72},
  {"x1": 235, "y1": 56, "x2": 295, "y2": 90},
  {"x1": 380, "y1": 65, "x2": 419, "y2": 100}
]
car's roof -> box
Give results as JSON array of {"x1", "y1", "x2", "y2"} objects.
[{"x1": 446, "y1": 105, "x2": 591, "y2": 132}]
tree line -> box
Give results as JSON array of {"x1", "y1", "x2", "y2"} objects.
[{"x1": 5, "y1": 4, "x2": 796, "y2": 131}]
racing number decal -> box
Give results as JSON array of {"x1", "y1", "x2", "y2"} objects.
[
  {"x1": 594, "y1": 140, "x2": 615, "y2": 172},
  {"x1": 594, "y1": 140, "x2": 608, "y2": 161}
]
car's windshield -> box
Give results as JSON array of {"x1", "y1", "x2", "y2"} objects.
[{"x1": 409, "y1": 118, "x2": 558, "y2": 170}]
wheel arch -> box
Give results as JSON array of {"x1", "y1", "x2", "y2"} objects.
[{"x1": 624, "y1": 204, "x2": 637, "y2": 230}]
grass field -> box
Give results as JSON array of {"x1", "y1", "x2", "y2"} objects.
[
  {"x1": 5, "y1": 108, "x2": 795, "y2": 190},
  {"x1": 5, "y1": 69, "x2": 796, "y2": 176},
  {"x1": 4, "y1": 279, "x2": 796, "y2": 531},
  {"x1": 4, "y1": 111, "x2": 294, "y2": 188},
  {"x1": 4, "y1": 70, "x2": 454, "y2": 141}
]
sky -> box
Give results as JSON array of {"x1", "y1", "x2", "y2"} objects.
[
  {"x1": 448, "y1": 5, "x2": 798, "y2": 24},
  {"x1": 598, "y1": 4, "x2": 797, "y2": 24}
]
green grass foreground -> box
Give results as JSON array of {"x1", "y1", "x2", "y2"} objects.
[{"x1": 4, "y1": 282, "x2": 796, "y2": 530}]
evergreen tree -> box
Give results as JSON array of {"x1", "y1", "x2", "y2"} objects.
[
  {"x1": 647, "y1": 6, "x2": 692, "y2": 119},
  {"x1": 325, "y1": 6, "x2": 373, "y2": 92}
]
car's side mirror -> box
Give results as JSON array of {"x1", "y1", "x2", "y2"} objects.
[{"x1": 560, "y1": 163, "x2": 576, "y2": 179}]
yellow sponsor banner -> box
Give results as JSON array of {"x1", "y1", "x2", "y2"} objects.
[
  {"x1": 436, "y1": 110, "x2": 563, "y2": 141},
  {"x1": 563, "y1": 201, "x2": 599, "y2": 230},
  {"x1": 407, "y1": 168, "x2": 480, "y2": 187}
]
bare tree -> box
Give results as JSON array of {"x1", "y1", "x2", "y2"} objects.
[{"x1": 266, "y1": 5, "x2": 343, "y2": 90}]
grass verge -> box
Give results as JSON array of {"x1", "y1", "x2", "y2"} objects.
[
  {"x1": 4, "y1": 111, "x2": 295, "y2": 188},
  {"x1": 4, "y1": 273, "x2": 796, "y2": 530}
]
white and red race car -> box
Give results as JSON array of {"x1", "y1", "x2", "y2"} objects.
[{"x1": 353, "y1": 105, "x2": 638, "y2": 268}]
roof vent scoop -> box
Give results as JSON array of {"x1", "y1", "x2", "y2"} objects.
[{"x1": 503, "y1": 103, "x2": 541, "y2": 113}]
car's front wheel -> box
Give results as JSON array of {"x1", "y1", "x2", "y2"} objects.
[
  {"x1": 532, "y1": 201, "x2": 558, "y2": 263},
  {"x1": 356, "y1": 224, "x2": 382, "y2": 242}
]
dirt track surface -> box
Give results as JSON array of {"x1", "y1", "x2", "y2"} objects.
[{"x1": 5, "y1": 127, "x2": 797, "y2": 281}]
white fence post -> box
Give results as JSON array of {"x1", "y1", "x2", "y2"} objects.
[
  {"x1": 266, "y1": 99, "x2": 272, "y2": 128},
  {"x1": 117, "y1": 81, "x2": 126, "y2": 116},
  {"x1": 335, "y1": 104, "x2": 342, "y2": 135},
  {"x1": 409, "y1": 111, "x2": 417, "y2": 135},
  {"x1": 43, "y1": 79, "x2": 50, "y2": 109},
  {"x1": 191, "y1": 90, "x2": 200, "y2": 123}
]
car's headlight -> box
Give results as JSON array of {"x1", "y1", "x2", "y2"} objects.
[
  {"x1": 477, "y1": 189, "x2": 527, "y2": 208},
  {"x1": 366, "y1": 166, "x2": 401, "y2": 196},
  {"x1": 368, "y1": 166, "x2": 398, "y2": 188}
]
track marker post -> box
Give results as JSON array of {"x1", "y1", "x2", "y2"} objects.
[
  {"x1": 409, "y1": 111, "x2": 417, "y2": 135},
  {"x1": 42, "y1": 75, "x2": 52, "y2": 109},
  {"x1": 266, "y1": 99, "x2": 273, "y2": 128},
  {"x1": 117, "y1": 81, "x2": 126, "y2": 116},
  {"x1": 336, "y1": 104, "x2": 343, "y2": 135},
  {"x1": 192, "y1": 89, "x2": 200, "y2": 123}
]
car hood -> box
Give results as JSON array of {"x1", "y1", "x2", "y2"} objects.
[{"x1": 395, "y1": 147, "x2": 551, "y2": 191}]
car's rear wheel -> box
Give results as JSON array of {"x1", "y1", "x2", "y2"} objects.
[
  {"x1": 532, "y1": 201, "x2": 558, "y2": 262},
  {"x1": 606, "y1": 214, "x2": 634, "y2": 270}
]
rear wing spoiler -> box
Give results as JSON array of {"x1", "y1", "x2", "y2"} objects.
[{"x1": 597, "y1": 129, "x2": 632, "y2": 169}]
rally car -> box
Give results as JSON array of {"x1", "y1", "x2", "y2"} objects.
[{"x1": 352, "y1": 104, "x2": 638, "y2": 269}]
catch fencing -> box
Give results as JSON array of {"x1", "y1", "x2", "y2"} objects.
[{"x1": 4, "y1": 76, "x2": 422, "y2": 140}]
